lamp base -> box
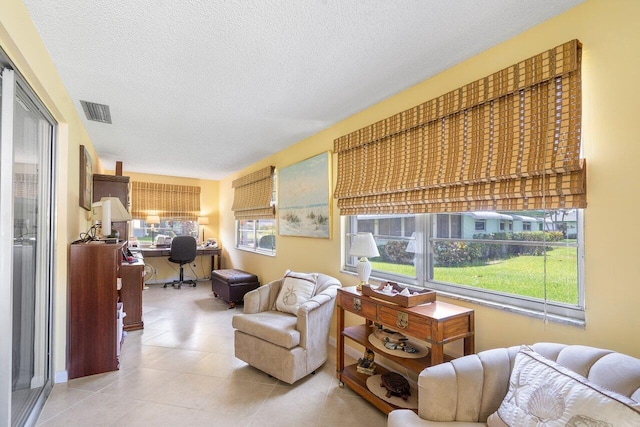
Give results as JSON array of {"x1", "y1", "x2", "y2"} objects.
[{"x1": 356, "y1": 257, "x2": 372, "y2": 292}]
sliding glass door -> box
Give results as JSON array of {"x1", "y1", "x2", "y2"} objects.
[{"x1": 1, "y1": 60, "x2": 56, "y2": 426}]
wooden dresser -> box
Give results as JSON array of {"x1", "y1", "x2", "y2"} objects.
[
  {"x1": 336, "y1": 286, "x2": 475, "y2": 414},
  {"x1": 68, "y1": 241, "x2": 126, "y2": 379}
]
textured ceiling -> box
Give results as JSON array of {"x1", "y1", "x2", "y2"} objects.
[{"x1": 22, "y1": 0, "x2": 583, "y2": 180}]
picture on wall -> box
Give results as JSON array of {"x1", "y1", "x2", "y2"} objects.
[
  {"x1": 278, "y1": 151, "x2": 331, "y2": 238},
  {"x1": 79, "y1": 145, "x2": 92, "y2": 211}
]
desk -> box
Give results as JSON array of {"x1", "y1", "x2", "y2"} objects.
[{"x1": 138, "y1": 247, "x2": 221, "y2": 271}]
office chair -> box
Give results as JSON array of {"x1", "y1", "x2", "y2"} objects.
[{"x1": 164, "y1": 235, "x2": 197, "y2": 289}]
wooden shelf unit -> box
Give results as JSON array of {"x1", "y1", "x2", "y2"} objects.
[
  {"x1": 336, "y1": 286, "x2": 474, "y2": 414},
  {"x1": 93, "y1": 173, "x2": 130, "y2": 242}
]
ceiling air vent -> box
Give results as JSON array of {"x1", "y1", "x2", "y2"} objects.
[{"x1": 80, "y1": 100, "x2": 112, "y2": 124}]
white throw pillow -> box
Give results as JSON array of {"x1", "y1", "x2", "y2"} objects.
[
  {"x1": 487, "y1": 346, "x2": 640, "y2": 426},
  {"x1": 274, "y1": 270, "x2": 318, "y2": 315}
]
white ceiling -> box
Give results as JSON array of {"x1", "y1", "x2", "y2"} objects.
[{"x1": 22, "y1": 0, "x2": 583, "y2": 180}]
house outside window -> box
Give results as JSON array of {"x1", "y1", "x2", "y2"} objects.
[{"x1": 345, "y1": 209, "x2": 584, "y2": 322}]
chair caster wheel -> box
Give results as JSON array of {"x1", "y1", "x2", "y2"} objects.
[{"x1": 338, "y1": 381, "x2": 345, "y2": 388}]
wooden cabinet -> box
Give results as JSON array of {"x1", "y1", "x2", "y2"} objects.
[
  {"x1": 336, "y1": 286, "x2": 475, "y2": 414},
  {"x1": 68, "y1": 241, "x2": 125, "y2": 379},
  {"x1": 120, "y1": 262, "x2": 144, "y2": 331},
  {"x1": 93, "y1": 173, "x2": 130, "y2": 241}
]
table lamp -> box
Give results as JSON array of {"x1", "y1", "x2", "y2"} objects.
[
  {"x1": 146, "y1": 215, "x2": 160, "y2": 244},
  {"x1": 349, "y1": 232, "x2": 380, "y2": 292},
  {"x1": 197, "y1": 216, "x2": 209, "y2": 244}
]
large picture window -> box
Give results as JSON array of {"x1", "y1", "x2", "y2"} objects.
[{"x1": 345, "y1": 209, "x2": 584, "y2": 322}]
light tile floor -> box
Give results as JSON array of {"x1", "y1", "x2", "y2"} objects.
[{"x1": 36, "y1": 282, "x2": 388, "y2": 426}]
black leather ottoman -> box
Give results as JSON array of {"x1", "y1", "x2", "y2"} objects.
[{"x1": 211, "y1": 269, "x2": 260, "y2": 309}]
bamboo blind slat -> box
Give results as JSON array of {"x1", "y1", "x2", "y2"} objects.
[
  {"x1": 232, "y1": 166, "x2": 275, "y2": 219},
  {"x1": 334, "y1": 40, "x2": 585, "y2": 215},
  {"x1": 131, "y1": 182, "x2": 201, "y2": 221}
]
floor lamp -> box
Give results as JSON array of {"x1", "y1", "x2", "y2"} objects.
[{"x1": 198, "y1": 216, "x2": 209, "y2": 244}]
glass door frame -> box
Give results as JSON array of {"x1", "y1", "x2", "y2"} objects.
[{"x1": 0, "y1": 52, "x2": 57, "y2": 426}]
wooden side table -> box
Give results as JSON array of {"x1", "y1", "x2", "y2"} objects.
[{"x1": 336, "y1": 286, "x2": 475, "y2": 414}]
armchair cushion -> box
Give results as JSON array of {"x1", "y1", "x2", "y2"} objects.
[
  {"x1": 487, "y1": 347, "x2": 640, "y2": 426},
  {"x1": 274, "y1": 270, "x2": 318, "y2": 314},
  {"x1": 231, "y1": 310, "x2": 299, "y2": 349}
]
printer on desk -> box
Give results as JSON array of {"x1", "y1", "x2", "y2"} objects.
[{"x1": 154, "y1": 235, "x2": 172, "y2": 247}]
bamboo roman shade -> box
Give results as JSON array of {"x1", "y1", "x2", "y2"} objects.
[
  {"x1": 334, "y1": 40, "x2": 585, "y2": 215},
  {"x1": 131, "y1": 182, "x2": 201, "y2": 221},
  {"x1": 232, "y1": 166, "x2": 276, "y2": 219}
]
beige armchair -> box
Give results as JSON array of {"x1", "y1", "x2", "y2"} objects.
[
  {"x1": 232, "y1": 273, "x2": 341, "y2": 384},
  {"x1": 388, "y1": 342, "x2": 640, "y2": 426}
]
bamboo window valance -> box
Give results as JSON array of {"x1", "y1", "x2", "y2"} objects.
[
  {"x1": 232, "y1": 166, "x2": 276, "y2": 219},
  {"x1": 334, "y1": 39, "x2": 585, "y2": 215},
  {"x1": 131, "y1": 182, "x2": 201, "y2": 221}
]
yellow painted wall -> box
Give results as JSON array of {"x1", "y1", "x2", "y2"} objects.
[{"x1": 219, "y1": 0, "x2": 640, "y2": 358}]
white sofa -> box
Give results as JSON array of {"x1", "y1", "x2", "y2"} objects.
[
  {"x1": 388, "y1": 343, "x2": 640, "y2": 426},
  {"x1": 232, "y1": 273, "x2": 341, "y2": 384}
]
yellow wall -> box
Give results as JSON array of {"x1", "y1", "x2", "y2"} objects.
[
  {"x1": 2, "y1": 0, "x2": 640, "y2": 382},
  {"x1": 219, "y1": 0, "x2": 640, "y2": 358}
]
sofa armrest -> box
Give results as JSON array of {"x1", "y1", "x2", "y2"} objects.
[
  {"x1": 243, "y1": 279, "x2": 282, "y2": 314},
  {"x1": 416, "y1": 348, "x2": 512, "y2": 423}
]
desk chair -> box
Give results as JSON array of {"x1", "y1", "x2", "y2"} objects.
[{"x1": 164, "y1": 235, "x2": 197, "y2": 289}]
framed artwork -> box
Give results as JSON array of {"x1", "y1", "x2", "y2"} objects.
[
  {"x1": 79, "y1": 145, "x2": 92, "y2": 211},
  {"x1": 278, "y1": 151, "x2": 332, "y2": 238}
]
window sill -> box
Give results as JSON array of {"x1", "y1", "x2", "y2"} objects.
[
  {"x1": 236, "y1": 247, "x2": 276, "y2": 257},
  {"x1": 433, "y1": 289, "x2": 586, "y2": 328}
]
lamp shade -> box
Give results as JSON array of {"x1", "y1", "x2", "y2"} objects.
[
  {"x1": 349, "y1": 232, "x2": 380, "y2": 258},
  {"x1": 146, "y1": 215, "x2": 160, "y2": 225},
  {"x1": 197, "y1": 216, "x2": 209, "y2": 225},
  {"x1": 100, "y1": 197, "x2": 132, "y2": 221}
]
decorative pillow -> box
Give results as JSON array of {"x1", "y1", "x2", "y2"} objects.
[
  {"x1": 274, "y1": 270, "x2": 318, "y2": 315},
  {"x1": 487, "y1": 346, "x2": 640, "y2": 426}
]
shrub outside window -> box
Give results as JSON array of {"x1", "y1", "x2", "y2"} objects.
[{"x1": 345, "y1": 210, "x2": 584, "y2": 322}]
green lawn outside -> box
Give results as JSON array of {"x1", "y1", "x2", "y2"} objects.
[{"x1": 370, "y1": 246, "x2": 578, "y2": 304}]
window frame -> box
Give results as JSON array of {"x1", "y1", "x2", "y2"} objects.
[
  {"x1": 344, "y1": 211, "x2": 585, "y2": 323},
  {"x1": 235, "y1": 218, "x2": 276, "y2": 256}
]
